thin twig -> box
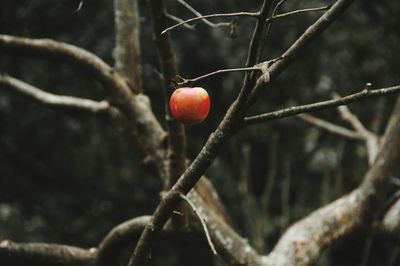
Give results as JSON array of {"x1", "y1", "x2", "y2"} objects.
[
  {"x1": 266, "y1": 5, "x2": 332, "y2": 22},
  {"x1": 0, "y1": 73, "x2": 112, "y2": 113},
  {"x1": 177, "y1": 66, "x2": 264, "y2": 86},
  {"x1": 177, "y1": 0, "x2": 230, "y2": 28},
  {"x1": 247, "y1": 0, "x2": 354, "y2": 107},
  {"x1": 161, "y1": 12, "x2": 259, "y2": 35},
  {"x1": 179, "y1": 193, "x2": 218, "y2": 255},
  {"x1": 298, "y1": 113, "x2": 363, "y2": 140},
  {"x1": 244, "y1": 85, "x2": 400, "y2": 125},
  {"x1": 166, "y1": 13, "x2": 196, "y2": 30},
  {"x1": 257, "y1": 0, "x2": 289, "y2": 62}
]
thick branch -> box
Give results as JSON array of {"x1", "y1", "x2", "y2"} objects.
[
  {"x1": 381, "y1": 197, "x2": 400, "y2": 238},
  {"x1": 244, "y1": 85, "x2": 400, "y2": 125},
  {"x1": 0, "y1": 34, "x2": 132, "y2": 99},
  {"x1": 262, "y1": 97, "x2": 400, "y2": 266},
  {"x1": 0, "y1": 241, "x2": 95, "y2": 266},
  {"x1": 114, "y1": 0, "x2": 142, "y2": 92},
  {"x1": 0, "y1": 73, "x2": 112, "y2": 113},
  {"x1": 0, "y1": 34, "x2": 167, "y2": 180}
]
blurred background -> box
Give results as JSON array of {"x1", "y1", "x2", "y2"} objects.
[{"x1": 1, "y1": 0, "x2": 399, "y2": 265}]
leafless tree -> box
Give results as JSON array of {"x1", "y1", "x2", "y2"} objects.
[{"x1": 1, "y1": 0, "x2": 400, "y2": 266}]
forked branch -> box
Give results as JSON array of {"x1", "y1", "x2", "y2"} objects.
[{"x1": 128, "y1": 1, "x2": 356, "y2": 265}]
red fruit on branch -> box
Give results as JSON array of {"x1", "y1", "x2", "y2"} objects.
[{"x1": 169, "y1": 87, "x2": 210, "y2": 125}]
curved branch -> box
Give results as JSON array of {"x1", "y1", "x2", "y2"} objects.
[
  {"x1": 0, "y1": 73, "x2": 113, "y2": 113},
  {"x1": 96, "y1": 216, "x2": 151, "y2": 266},
  {"x1": 0, "y1": 34, "x2": 133, "y2": 99},
  {"x1": 262, "y1": 97, "x2": 400, "y2": 266},
  {"x1": 0, "y1": 34, "x2": 167, "y2": 179},
  {"x1": 161, "y1": 12, "x2": 258, "y2": 35},
  {"x1": 0, "y1": 241, "x2": 95, "y2": 266},
  {"x1": 177, "y1": 0, "x2": 231, "y2": 28}
]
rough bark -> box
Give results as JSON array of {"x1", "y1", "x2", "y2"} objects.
[
  {"x1": 114, "y1": 0, "x2": 142, "y2": 93},
  {"x1": 0, "y1": 242, "x2": 95, "y2": 266},
  {"x1": 0, "y1": 34, "x2": 167, "y2": 180}
]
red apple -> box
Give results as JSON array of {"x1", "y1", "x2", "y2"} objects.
[{"x1": 169, "y1": 87, "x2": 210, "y2": 125}]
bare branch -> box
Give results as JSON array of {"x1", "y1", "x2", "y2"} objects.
[
  {"x1": 0, "y1": 34, "x2": 168, "y2": 180},
  {"x1": 244, "y1": 85, "x2": 400, "y2": 126},
  {"x1": 247, "y1": 0, "x2": 355, "y2": 107},
  {"x1": 0, "y1": 34, "x2": 133, "y2": 99},
  {"x1": 96, "y1": 216, "x2": 151, "y2": 266},
  {"x1": 114, "y1": 0, "x2": 142, "y2": 92},
  {"x1": 256, "y1": 0, "x2": 288, "y2": 62},
  {"x1": 381, "y1": 197, "x2": 400, "y2": 238},
  {"x1": 128, "y1": 1, "x2": 357, "y2": 265},
  {"x1": 0, "y1": 73, "x2": 112, "y2": 113},
  {"x1": 298, "y1": 113, "x2": 363, "y2": 140},
  {"x1": 0, "y1": 241, "x2": 95, "y2": 266},
  {"x1": 177, "y1": 0, "x2": 230, "y2": 28},
  {"x1": 262, "y1": 97, "x2": 400, "y2": 266},
  {"x1": 177, "y1": 66, "x2": 264, "y2": 86},
  {"x1": 188, "y1": 191, "x2": 264, "y2": 265},
  {"x1": 259, "y1": 2, "x2": 331, "y2": 60},
  {"x1": 267, "y1": 5, "x2": 332, "y2": 22},
  {"x1": 179, "y1": 193, "x2": 217, "y2": 255},
  {"x1": 337, "y1": 102, "x2": 373, "y2": 138},
  {"x1": 165, "y1": 13, "x2": 196, "y2": 30},
  {"x1": 161, "y1": 12, "x2": 258, "y2": 35},
  {"x1": 147, "y1": 0, "x2": 186, "y2": 189},
  {"x1": 337, "y1": 102, "x2": 380, "y2": 164}
]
